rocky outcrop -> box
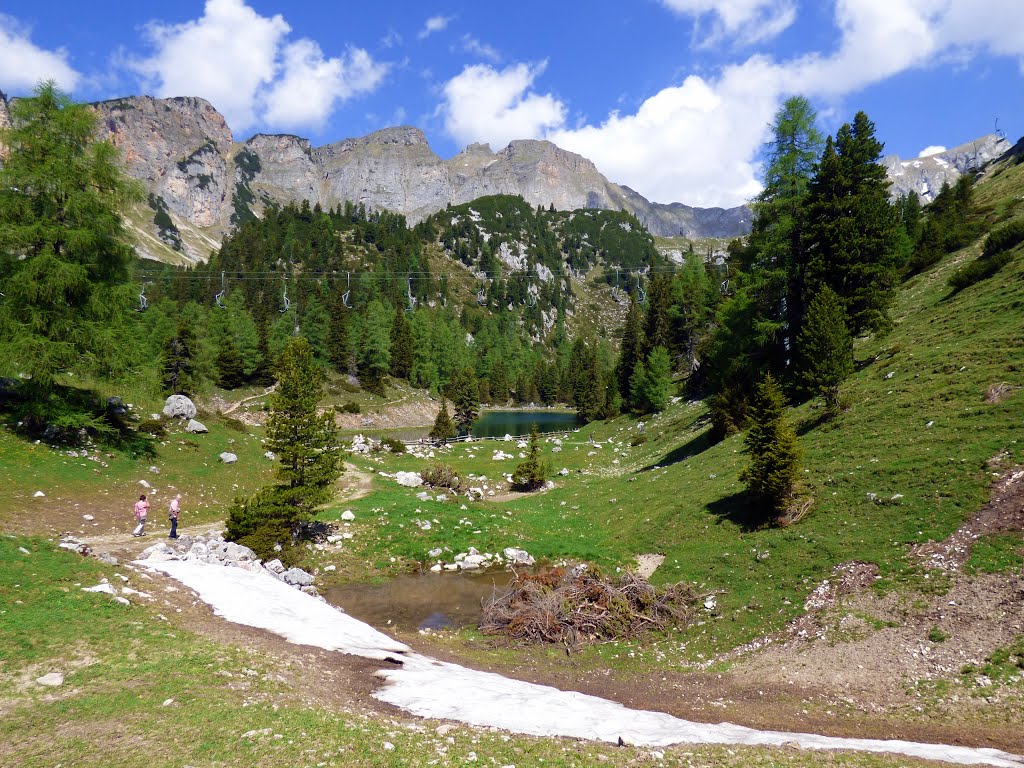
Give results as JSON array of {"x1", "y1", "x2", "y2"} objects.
[
  {"x1": 883, "y1": 134, "x2": 1012, "y2": 202},
  {"x1": 85, "y1": 95, "x2": 752, "y2": 262}
]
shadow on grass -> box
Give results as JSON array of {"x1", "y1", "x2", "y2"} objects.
[
  {"x1": 706, "y1": 490, "x2": 771, "y2": 532},
  {"x1": 640, "y1": 426, "x2": 715, "y2": 472}
]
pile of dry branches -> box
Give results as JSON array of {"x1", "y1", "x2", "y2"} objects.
[{"x1": 480, "y1": 566, "x2": 697, "y2": 652}]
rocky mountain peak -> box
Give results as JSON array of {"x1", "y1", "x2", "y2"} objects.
[{"x1": 884, "y1": 133, "x2": 1012, "y2": 202}]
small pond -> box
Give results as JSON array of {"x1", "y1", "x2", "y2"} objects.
[
  {"x1": 471, "y1": 409, "x2": 579, "y2": 438},
  {"x1": 323, "y1": 569, "x2": 519, "y2": 632}
]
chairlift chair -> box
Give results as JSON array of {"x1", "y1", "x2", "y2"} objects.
[
  {"x1": 406, "y1": 276, "x2": 417, "y2": 312},
  {"x1": 476, "y1": 276, "x2": 487, "y2": 305},
  {"x1": 341, "y1": 271, "x2": 352, "y2": 309},
  {"x1": 281, "y1": 276, "x2": 290, "y2": 313},
  {"x1": 138, "y1": 284, "x2": 148, "y2": 312},
  {"x1": 214, "y1": 271, "x2": 226, "y2": 308},
  {"x1": 635, "y1": 272, "x2": 646, "y2": 303}
]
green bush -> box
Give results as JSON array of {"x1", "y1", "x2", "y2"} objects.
[
  {"x1": 421, "y1": 462, "x2": 460, "y2": 490},
  {"x1": 630, "y1": 433, "x2": 648, "y2": 447},
  {"x1": 948, "y1": 251, "x2": 1013, "y2": 292},
  {"x1": 378, "y1": 436, "x2": 406, "y2": 454},
  {"x1": 928, "y1": 626, "x2": 948, "y2": 643},
  {"x1": 135, "y1": 418, "x2": 167, "y2": 437},
  {"x1": 983, "y1": 219, "x2": 1024, "y2": 257},
  {"x1": 335, "y1": 401, "x2": 361, "y2": 414}
]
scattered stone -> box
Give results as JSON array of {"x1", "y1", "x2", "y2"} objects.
[
  {"x1": 162, "y1": 394, "x2": 197, "y2": 420},
  {"x1": 340, "y1": 510, "x2": 356, "y2": 521},
  {"x1": 162, "y1": 698, "x2": 174, "y2": 707},
  {"x1": 430, "y1": 564, "x2": 442, "y2": 572},
  {"x1": 83, "y1": 583, "x2": 117, "y2": 595},
  {"x1": 96, "y1": 552, "x2": 119, "y2": 565},
  {"x1": 36, "y1": 672, "x2": 64, "y2": 687},
  {"x1": 264, "y1": 451, "x2": 276, "y2": 460},
  {"x1": 219, "y1": 452, "x2": 238, "y2": 464},
  {"x1": 558, "y1": 468, "x2": 569, "y2": 476},
  {"x1": 395, "y1": 471, "x2": 423, "y2": 487},
  {"x1": 33, "y1": 491, "x2": 45, "y2": 498},
  {"x1": 703, "y1": 596, "x2": 718, "y2": 611},
  {"x1": 428, "y1": 548, "x2": 443, "y2": 558},
  {"x1": 281, "y1": 568, "x2": 315, "y2": 587},
  {"x1": 114, "y1": 596, "x2": 131, "y2": 606},
  {"x1": 503, "y1": 547, "x2": 535, "y2": 566},
  {"x1": 186, "y1": 419, "x2": 208, "y2": 434},
  {"x1": 264, "y1": 559, "x2": 285, "y2": 574},
  {"x1": 82, "y1": 514, "x2": 94, "y2": 521}
]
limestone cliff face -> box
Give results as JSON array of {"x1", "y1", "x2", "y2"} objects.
[
  {"x1": 0, "y1": 90, "x2": 10, "y2": 131},
  {"x1": 883, "y1": 134, "x2": 1012, "y2": 202}
]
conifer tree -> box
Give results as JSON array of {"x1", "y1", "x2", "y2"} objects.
[
  {"x1": 795, "y1": 286, "x2": 853, "y2": 414},
  {"x1": 301, "y1": 293, "x2": 331, "y2": 361},
  {"x1": 449, "y1": 366, "x2": 479, "y2": 432},
  {"x1": 326, "y1": 289, "x2": 351, "y2": 374},
  {"x1": 511, "y1": 423, "x2": 547, "y2": 491},
  {"x1": 629, "y1": 346, "x2": 672, "y2": 415},
  {"x1": 615, "y1": 297, "x2": 645, "y2": 411},
  {"x1": 740, "y1": 374, "x2": 800, "y2": 519},
  {"x1": 0, "y1": 82, "x2": 140, "y2": 419},
  {"x1": 804, "y1": 112, "x2": 899, "y2": 334},
  {"x1": 429, "y1": 396, "x2": 456, "y2": 443},
  {"x1": 215, "y1": 336, "x2": 246, "y2": 390},
  {"x1": 265, "y1": 336, "x2": 341, "y2": 502},
  {"x1": 223, "y1": 290, "x2": 263, "y2": 379},
  {"x1": 357, "y1": 300, "x2": 392, "y2": 395},
  {"x1": 160, "y1": 320, "x2": 199, "y2": 396},
  {"x1": 389, "y1": 304, "x2": 414, "y2": 380}
]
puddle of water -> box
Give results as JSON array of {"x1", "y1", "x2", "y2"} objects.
[{"x1": 323, "y1": 569, "x2": 520, "y2": 632}]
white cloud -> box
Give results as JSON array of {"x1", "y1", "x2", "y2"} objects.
[
  {"x1": 262, "y1": 42, "x2": 388, "y2": 130},
  {"x1": 0, "y1": 14, "x2": 81, "y2": 93},
  {"x1": 460, "y1": 35, "x2": 501, "y2": 63},
  {"x1": 439, "y1": 0, "x2": 1024, "y2": 208},
  {"x1": 918, "y1": 145, "x2": 946, "y2": 157},
  {"x1": 131, "y1": 0, "x2": 387, "y2": 134},
  {"x1": 418, "y1": 15, "x2": 453, "y2": 40},
  {"x1": 441, "y1": 62, "x2": 566, "y2": 151},
  {"x1": 659, "y1": 0, "x2": 797, "y2": 45}
]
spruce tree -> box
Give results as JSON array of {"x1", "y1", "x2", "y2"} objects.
[
  {"x1": 804, "y1": 112, "x2": 899, "y2": 334},
  {"x1": 795, "y1": 286, "x2": 853, "y2": 414},
  {"x1": 160, "y1": 320, "x2": 199, "y2": 396},
  {"x1": 215, "y1": 336, "x2": 246, "y2": 390},
  {"x1": 630, "y1": 346, "x2": 672, "y2": 415},
  {"x1": 265, "y1": 336, "x2": 341, "y2": 504},
  {"x1": 0, "y1": 82, "x2": 140, "y2": 419},
  {"x1": 357, "y1": 300, "x2": 391, "y2": 395},
  {"x1": 449, "y1": 366, "x2": 479, "y2": 432},
  {"x1": 511, "y1": 423, "x2": 547, "y2": 491},
  {"x1": 326, "y1": 289, "x2": 351, "y2": 374},
  {"x1": 740, "y1": 374, "x2": 800, "y2": 519},
  {"x1": 389, "y1": 304, "x2": 414, "y2": 380},
  {"x1": 429, "y1": 396, "x2": 457, "y2": 443},
  {"x1": 615, "y1": 297, "x2": 645, "y2": 411}
]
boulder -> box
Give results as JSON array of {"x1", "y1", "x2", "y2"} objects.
[
  {"x1": 264, "y1": 451, "x2": 276, "y2": 460},
  {"x1": 281, "y1": 568, "x2": 315, "y2": 587},
  {"x1": 503, "y1": 547, "x2": 535, "y2": 566},
  {"x1": 36, "y1": 672, "x2": 65, "y2": 687},
  {"x1": 264, "y1": 558, "x2": 285, "y2": 574},
  {"x1": 340, "y1": 510, "x2": 355, "y2": 521},
  {"x1": 162, "y1": 394, "x2": 197, "y2": 420},
  {"x1": 222, "y1": 542, "x2": 257, "y2": 562},
  {"x1": 219, "y1": 452, "x2": 238, "y2": 464},
  {"x1": 185, "y1": 419, "x2": 208, "y2": 434},
  {"x1": 395, "y1": 471, "x2": 423, "y2": 487}
]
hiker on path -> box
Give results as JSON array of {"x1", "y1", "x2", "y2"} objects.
[
  {"x1": 132, "y1": 494, "x2": 150, "y2": 537},
  {"x1": 168, "y1": 494, "x2": 181, "y2": 539}
]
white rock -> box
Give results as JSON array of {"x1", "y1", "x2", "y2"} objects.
[
  {"x1": 219, "y1": 452, "x2": 238, "y2": 464},
  {"x1": 395, "y1": 471, "x2": 423, "y2": 487},
  {"x1": 185, "y1": 419, "x2": 208, "y2": 434},
  {"x1": 558, "y1": 468, "x2": 569, "y2": 476},
  {"x1": 264, "y1": 451, "x2": 276, "y2": 461},
  {"x1": 36, "y1": 672, "x2": 64, "y2": 687},
  {"x1": 82, "y1": 583, "x2": 117, "y2": 595},
  {"x1": 33, "y1": 491, "x2": 45, "y2": 498},
  {"x1": 324, "y1": 565, "x2": 336, "y2": 572},
  {"x1": 503, "y1": 547, "x2": 535, "y2": 566},
  {"x1": 383, "y1": 742, "x2": 395, "y2": 751},
  {"x1": 148, "y1": 466, "x2": 161, "y2": 474},
  {"x1": 430, "y1": 563, "x2": 443, "y2": 573},
  {"x1": 264, "y1": 558, "x2": 285, "y2": 574},
  {"x1": 82, "y1": 514, "x2": 95, "y2": 521},
  {"x1": 114, "y1": 596, "x2": 131, "y2": 606},
  {"x1": 416, "y1": 491, "x2": 431, "y2": 501},
  {"x1": 281, "y1": 568, "x2": 314, "y2": 587},
  {"x1": 340, "y1": 510, "x2": 356, "y2": 521},
  {"x1": 162, "y1": 394, "x2": 197, "y2": 420}
]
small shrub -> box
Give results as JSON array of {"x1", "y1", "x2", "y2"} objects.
[
  {"x1": 378, "y1": 436, "x2": 406, "y2": 454},
  {"x1": 421, "y1": 461, "x2": 460, "y2": 490},
  {"x1": 630, "y1": 433, "x2": 647, "y2": 447},
  {"x1": 928, "y1": 626, "x2": 948, "y2": 643},
  {"x1": 136, "y1": 419, "x2": 167, "y2": 437},
  {"x1": 948, "y1": 250, "x2": 1013, "y2": 292},
  {"x1": 983, "y1": 218, "x2": 1024, "y2": 257},
  {"x1": 335, "y1": 401, "x2": 361, "y2": 414}
]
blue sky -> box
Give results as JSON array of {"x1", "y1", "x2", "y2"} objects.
[{"x1": 2, "y1": 0, "x2": 1022, "y2": 208}]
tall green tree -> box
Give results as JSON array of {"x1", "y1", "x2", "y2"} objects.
[
  {"x1": 804, "y1": 112, "x2": 900, "y2": 334},
  {"x1": 511, "y1": 423, "x2": 547, "y2": 491},
  {"x1": 629, "y1": 346, "x2": 672, "y2": 415},
  {"x1": 448, "y1": 366, "x2": 479, "y2": 432},
  {"x1": 0, "y1": 82, "x2": 140, "y2": 420},
  {"x1": 429, "y1": 396, "x2": 457, "y2": 442},
  {"x1": 389, "y1": 304, "x2": 414, "y2": 380},
  {"x1": 265, "y1": 336, "x2": 341, "y2": 502},
  {"x1": 740, "y1": 373, "x2": 801, "y2": 520},
  {"x1": 160, "y1": 320, "x2": 199, "y2": 396},
  {"x1": 795, "y1": 286, "x2": 854, "y2": 414},
  {"x1": 615, "y1": 297, "x2": 645, "y2": 411},
  {"x1": 357, "y1": 300, "x2": 391, "y2": 395},
  {"x1": 326, "y1": 289, "x2": 351, "y2": 374}
]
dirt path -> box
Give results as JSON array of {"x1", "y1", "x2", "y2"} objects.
[{"x1": 221, "y1": 384, "x2": 277, "y2": 416}]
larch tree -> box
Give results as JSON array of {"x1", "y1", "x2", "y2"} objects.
[{"x1": 0, "y1": 82, "x2": 140, "y2": 428}]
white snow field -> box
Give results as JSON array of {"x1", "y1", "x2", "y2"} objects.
[{"x1": 140, "y1": 559, "x2": 1024, "y2": 768}]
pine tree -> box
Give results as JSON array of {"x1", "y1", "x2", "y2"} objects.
[
  {"x1": 357, "y1": 300, "x2": 391, "y2": 395},
  {"x1": 615, "y1": 297, "x2": 645, "y2": 411},
  {"x1": 389, "y1": 304, "x2": 414, "y2": 380},
  {"x1": 511, "y1": 423, "x2": 547, "y2": 490},
  {"x1": 429, "y1": 396, "x2": 456, "y2": 443},
  {"x1": 326, "y1": 289, "x2": 351, "y2": 374},
  {"x1": 449, "y1": 366, "x2": 479, "y2": 432},
  {"x1": 265, "y1": 336, "x2": 341, "y2": 504},
  {"x1": 216, "y1": 336, "x2": 246, "y2": 390},
  {"x1": 630, "y1": 346, "x2": 672, "y2": 415},
  {"x1": 160, "y1": 320, "x2": 199, "y2": 396},
  {"x1": 804, "y1": 112, "x2": 899, "y2": 334},
  {"x1": 795, "y1": 286, "x2": 853, "y2": 414},
  {"x1": 0, "y1": 82, "x2": 140, "y2": 422},
  {"x1": 301, "y1": 293, "x2": 331, "y2": 361},
  {"x1": 740, "y1": 374, "x2": 801, "y2": 519}
]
